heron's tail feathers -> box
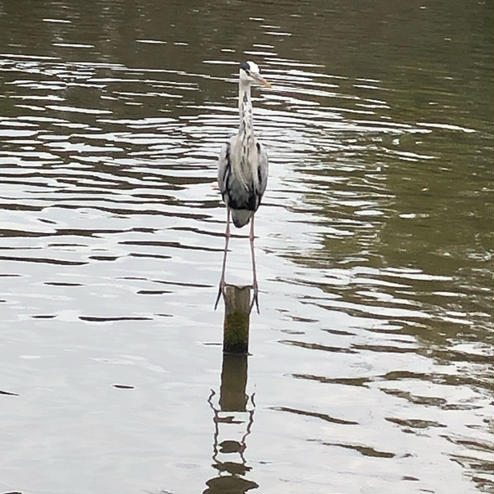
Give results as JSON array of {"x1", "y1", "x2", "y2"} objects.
[{"x1": 231, "y1": 209, "x2": 253, "y2": 228}]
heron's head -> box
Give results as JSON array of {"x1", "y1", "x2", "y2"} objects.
[{"x1": 239, "y1": 61, "x2": 271, "y2": 88}]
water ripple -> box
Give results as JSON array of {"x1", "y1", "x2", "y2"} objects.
[{"x1": 0, "y1": 6, "x2": 492, "y2": 492}]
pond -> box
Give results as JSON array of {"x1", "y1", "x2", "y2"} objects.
[{"x1": 0, "y1": 1, "x2": 492, "y2": 493}]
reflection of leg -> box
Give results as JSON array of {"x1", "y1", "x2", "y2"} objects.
[
  {"x1": 249, "y1": 217, "x2": 260, "y2": 314},
  {"x1": 240, "y1": 393, "x2": 256, "y2": 465},
  {"x1": 206, "y1": 389, "x2": 220, "y2": 463},
  {"x1": 214, "y1": 208, "x2": 231, "y2": 310}
]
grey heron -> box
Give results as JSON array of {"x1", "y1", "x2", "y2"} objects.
[{"x1": 214, "y1": 61, "x2": 271, "y2": 313}]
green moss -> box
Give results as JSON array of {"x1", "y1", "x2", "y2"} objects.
[{"x1": 224, "y1": 310, "x2": 249, "y2": 353}]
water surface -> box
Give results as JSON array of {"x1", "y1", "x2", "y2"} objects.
[{"x1": 0, "y1": 1, "x2": 492, "y2": 493}]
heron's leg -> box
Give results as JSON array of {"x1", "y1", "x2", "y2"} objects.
[
  {"x1": 249, "y1": 216, "x2": 260, "y2": 314},
  {"x1": 214, "y1": 208, "x2": 231, "y2": 310}
]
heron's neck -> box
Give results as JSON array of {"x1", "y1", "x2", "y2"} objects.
[{"x1": 238, "y1": 81, "x2": 253, "y2": 136}]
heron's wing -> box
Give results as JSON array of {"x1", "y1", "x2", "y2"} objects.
[
  {"x1": 256, "y1": 142, "x2": 269, "y2": 199},
  {"x1": 217, "y1": 141, "x2": 230, "y2": 198}
]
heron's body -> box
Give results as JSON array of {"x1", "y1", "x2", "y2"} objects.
[
  {"x1": 215, "y1": 61, "x2": 270, "y2": 312},
  {"x1": 218, "y1": 125, "x2": 268, "y2": 227}
]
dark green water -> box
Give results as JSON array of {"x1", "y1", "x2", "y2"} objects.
[{"x1": 0, "y1": 1, "x2": 492, "y2": 493}]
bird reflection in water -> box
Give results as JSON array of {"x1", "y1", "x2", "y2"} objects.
[{"x1": 204, "y1": 354, "x2": 258, "y2": 493}]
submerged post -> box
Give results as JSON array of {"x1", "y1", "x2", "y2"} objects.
[{"x1": 223, "y1": 284, "x2": 251, "y2": 354}]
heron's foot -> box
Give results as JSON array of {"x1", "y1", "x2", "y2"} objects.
[
  {"x1": 250, "y1": 282, "x2": 260, "y2": 314},
  {"x1": 214, "y1": 279, "x2": 227, "y2": 310}
]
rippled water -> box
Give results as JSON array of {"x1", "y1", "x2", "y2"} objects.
[{"x1": 0, "y1": 1, "x2": 492, "y2": 493}]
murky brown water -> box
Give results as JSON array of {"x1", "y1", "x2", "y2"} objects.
[{"x1": 0, "y1": 1, "x2": 492, "y2": 493}]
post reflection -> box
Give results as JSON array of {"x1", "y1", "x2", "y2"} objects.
[{"x1": 204, "y1": 354, "x2": 258, "y2": 494}]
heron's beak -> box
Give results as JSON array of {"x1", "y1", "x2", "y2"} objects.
[{"x1": 252, "y1": 73, "x2": 271, "y2": 88}]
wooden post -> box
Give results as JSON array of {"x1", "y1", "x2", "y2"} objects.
[{"x1": 223, "y1": 284, "x2": 251, "y2": 354}]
